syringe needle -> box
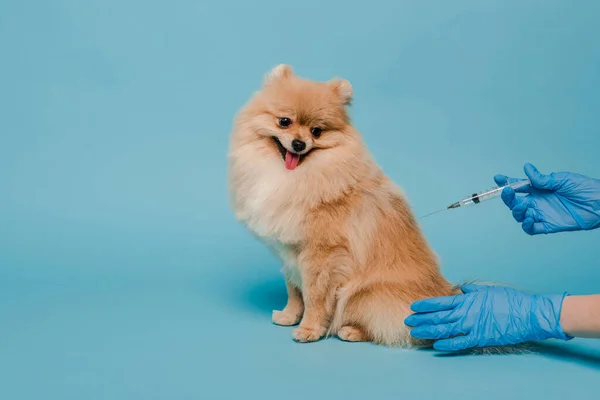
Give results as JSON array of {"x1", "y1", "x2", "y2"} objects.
[
  {"x1": 419, "y1": 208, "x2": 447, "y2": 219},
  {"x1": 420, "y1": 179, "x2": 531, "y2": 220}
]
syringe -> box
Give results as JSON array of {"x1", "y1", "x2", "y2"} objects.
[{"x1": 420, "y1": 179, "x2": 531, "y2": 219}]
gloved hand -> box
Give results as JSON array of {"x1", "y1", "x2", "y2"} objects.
[
  {"x1": 495, "y1": 163, "x2": 600, "y2": 235},
  {"x1": 404, "y1": 284, "x2": 571, "y2": 351}
]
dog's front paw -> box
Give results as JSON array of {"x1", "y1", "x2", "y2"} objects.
[
  {"x1": 292, "y1": 325, "x2": 326, "y2": 343},
  {"x1": 272, "y1": 309, "x2": 302, "y2": 326}
]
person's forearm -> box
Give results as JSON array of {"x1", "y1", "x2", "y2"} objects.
[{"x1": 560, "y1": 295, "x2": 600, "y2": 338}]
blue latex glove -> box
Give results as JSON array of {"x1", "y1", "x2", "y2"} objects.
[
  {"x1": 495, "y1": 163, "x2": 600, "y2": 235},
  {"x1": 404, "y1": 284, "x2": 571, "y2": 351}
]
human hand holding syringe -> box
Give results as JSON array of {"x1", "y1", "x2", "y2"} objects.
[{"x1": 422, "y1": 163, "x2": 600, "y2": 235}]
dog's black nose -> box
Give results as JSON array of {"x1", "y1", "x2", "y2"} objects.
[{"x1": 292, "y1": 139, "x2": 306, "y2": 152}]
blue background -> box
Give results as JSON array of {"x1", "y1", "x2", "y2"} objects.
[{"x1": 2, "y1": 1, "x2": 600, "y2": 399}]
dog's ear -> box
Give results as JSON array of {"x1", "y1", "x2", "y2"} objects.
[
  {"x1": 264, "y1": 64, "x2": 293, "y2": 85},
  {"x1": 329, "y1": 78, "x2": 353, "y2": 105}
]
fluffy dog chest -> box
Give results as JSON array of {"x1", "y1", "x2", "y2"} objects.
[{"x1": 235, "y1": 167, "x2": 305, "y2": 244}]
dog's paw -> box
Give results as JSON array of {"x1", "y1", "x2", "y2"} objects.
[
  {"x1": 292, "y1": 325, "x2": 326, "y2": 343},
  {"x1": 337, "y1": 326, "x2": 367, "y2": 342},
  {"x1": 272, "y1": 309, "x2": 302, "y2": 326}
]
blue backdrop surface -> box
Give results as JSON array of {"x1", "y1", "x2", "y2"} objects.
[{"x1": 1, "y1": 1, "x2": 600, "y2": 399}]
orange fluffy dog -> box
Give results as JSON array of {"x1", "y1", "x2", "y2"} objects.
[{"x1": 228, "y1": 65, "x2": 457, "y2": 346}]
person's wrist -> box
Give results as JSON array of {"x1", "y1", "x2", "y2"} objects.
[
  {"x1": 539, "y1": 292, "x2": 573, "y2": 341},
  {"x1": 558, "y1": 295, "x2": 579, "y2": 339}
]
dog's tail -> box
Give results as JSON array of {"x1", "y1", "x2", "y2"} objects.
[{"x1": 326, "y1": 282, "x2": 359, "y2": 338}]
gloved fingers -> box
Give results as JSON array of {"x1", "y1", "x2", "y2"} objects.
[
  {"x1": 494, "y1": 175, "x2": 531, "y2": 193},
  {"x1": 501, "y1": 187, "x2": 518, "y2": 209},
  {"x1": 409, "y1": 295, "x2": 465, "y2": 313},
  {"x1": 461, "y1": 284, "x2": 487, "y2": 293},
  {"x1": 494, "y1": 174, "x2": 509, "y2": 186},
  {"x1": 433, "y1": 335, "x2": 476, "y2": 352},
  {"x1": 522, "y1": 218, "x2": 548, "y2": 235},
  {"x1": 524, "y1": 207, "x2": 543, "y2": 222},
  {"x1": 503, "y1": 189, "x2": 536, "y2": 214},
  {"x1": 524, "y1": 163, "x2": 560, "y2": 191},
  {"x1": 511, "y1": 202, "x2": 528, "y2": 222},
  {"x1": 410, "y1": 322, "x2": 465, "y2": 340},
  {"x1": 511, "y1": 198, "x2": 539, "y2": 222},
  {"x1": 404, "y1": 309, "x2": 461, "y2": 327}
]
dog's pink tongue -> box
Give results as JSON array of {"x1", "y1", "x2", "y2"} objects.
[{"x1": 285, "y1": 151, "x2": 300, "y2": 170}]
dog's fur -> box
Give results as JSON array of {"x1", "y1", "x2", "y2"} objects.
[{"x1": 227, "y1": 65, "x2": 462, "y2": 347}]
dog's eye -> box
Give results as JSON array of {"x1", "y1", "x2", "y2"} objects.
[
  {"x1": 278, "y1": 118, "x2": 292, "y2": 128},
  {"x1": 311, "y1": 127, "x2": 322, "y2": 138}
]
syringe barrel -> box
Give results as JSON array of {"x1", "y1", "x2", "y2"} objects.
[{"x1": 459, "y1": 179, "x2": 531, "y2": 207}]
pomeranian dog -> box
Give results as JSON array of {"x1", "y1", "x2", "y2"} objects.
[{"x1": 227, "y1": 65, "x2": 458, "y2": 347}]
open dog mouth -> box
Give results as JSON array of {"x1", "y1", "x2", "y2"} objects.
[{"x1": 271, "y1": 137, "x2": 311, "y2": 171}]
